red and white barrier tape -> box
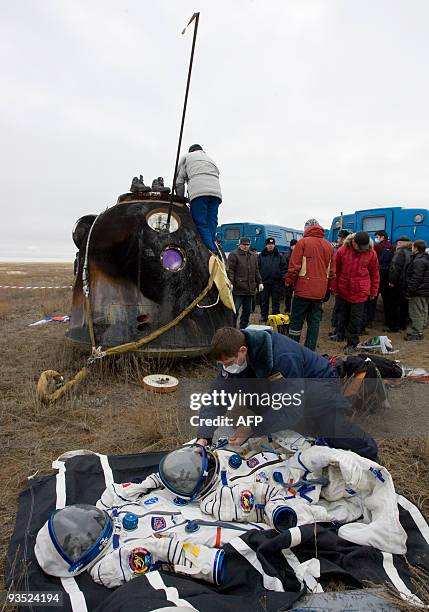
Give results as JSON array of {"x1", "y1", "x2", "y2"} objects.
[{"x1": 0, "y1": 285, "x2": 73, "y2": 289}]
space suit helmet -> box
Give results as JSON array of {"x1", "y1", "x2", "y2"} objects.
[
  {"x1": 35, "y1": 504, "x2": 113, "y2": 577},
  {"x1": 158, "y1": 444, "x2": 219, "y2": 501}
]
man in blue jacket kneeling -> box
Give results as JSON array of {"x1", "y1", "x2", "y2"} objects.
[{"x1": 196, "y1": 327, "x2": 378, "y2": 460}]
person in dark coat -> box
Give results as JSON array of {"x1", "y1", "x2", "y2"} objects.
[
  {"x1": 250, "y1": 247, "x2": 259, "y2": 313},
  {"x1": 227, "y1": 237, "x2": 263, "y2": 329},
  {"x1": 195, "y1": 327, "x2": 378, "y2": 460},
  {"x1": 364, "y1": 230, "x2": 393, "y2": 329},
  {"x1": 404, "y1": 240, "x2": 429, "y2": 340},
  {"x1": 386, "y1": 236, "x2": 412, "y2": 331},
  {"x1": 258, "y1": 238, "x2": 288, "y2": 321}
]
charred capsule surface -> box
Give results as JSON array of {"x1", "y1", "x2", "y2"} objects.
[{"x1": 68, "y1": 192, "x2": 232, "y2": 356}]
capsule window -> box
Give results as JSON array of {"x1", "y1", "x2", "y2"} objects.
[
  {"x1": 161, "y1": 246, "x2": 185, "y2": 271},
  {"x1": 147, "y1": 209, "x2": 180, "y2": 233}
]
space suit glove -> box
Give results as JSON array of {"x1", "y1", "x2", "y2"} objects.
[{"x1": 97, "y1": 473, "x2": 163, "y2": 509}]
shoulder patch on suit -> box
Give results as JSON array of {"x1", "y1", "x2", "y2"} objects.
[
  {"x1": 151, "y1": 516, "x2": 167, "y2": 531},
  {"x1": 129, "y1": 548, "x2": 152, "y2": 574},
  {"x1": 240, "y1": 490, "x2": 254, "y2": 513}
]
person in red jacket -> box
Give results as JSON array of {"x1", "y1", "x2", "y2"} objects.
[
  {"x1": 285, "y1": 219, "x2": 335, "y2": 351},
  {"x1": 332, "y1": 231, "x2": 380, "y2": 353}
]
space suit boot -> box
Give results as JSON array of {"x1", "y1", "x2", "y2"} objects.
[
  {"x1": 130, "y1": 175, "x2": 151, "y2": 193},
  {"x1": 151, "y1": 177, "x2": 171, "y2": 193}
]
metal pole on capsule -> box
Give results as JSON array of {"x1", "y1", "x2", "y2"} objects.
[{"x1": 166, "y1": 12, "x2": 200, "y2": 231}]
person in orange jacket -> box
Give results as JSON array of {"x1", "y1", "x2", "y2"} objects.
[{"x1": 285, "y1": 219, "x2": 335, "y2": 351}]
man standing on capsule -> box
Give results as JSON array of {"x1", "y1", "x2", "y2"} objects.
[{"x1": 175, "y1": 144, "x2": 222, "y2": 252}]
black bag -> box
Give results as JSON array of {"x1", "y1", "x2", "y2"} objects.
[
  {"x1": 331, "y1": 355, "x2": 391, "y2": 415},
  {"x1": 357, "y1": 353, "x2": 402, "y2": 378}
]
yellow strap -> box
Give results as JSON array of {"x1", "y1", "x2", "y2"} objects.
[
  {"x1": 36, "y1": 368, "x2": 89, "y2": 403},
  {"x1": 209, "y1": 255, "x2": 235, "y2": 312}
]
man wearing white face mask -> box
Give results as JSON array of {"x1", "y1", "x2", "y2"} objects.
[{"x1": 195, "y1": 327, "x2": 377, "y2": 460}]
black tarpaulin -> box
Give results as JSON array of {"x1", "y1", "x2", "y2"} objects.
[{"x1": 6, "y1": 452, "x2": 429, "y2": 612}]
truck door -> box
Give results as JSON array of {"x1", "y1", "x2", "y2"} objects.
[{"x1": 356, "y1": 209, "x2": 393, "y2": 240}]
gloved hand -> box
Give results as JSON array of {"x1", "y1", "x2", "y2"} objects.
[
  {"x1": 258, "y1": 284, "x2": 264, "y2": 292},
  {"x1": 97, "y1": 473, "x2": 163, "y2": 508}
]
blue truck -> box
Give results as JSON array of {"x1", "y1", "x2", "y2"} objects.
[
  {"x1": 216, "y1": 222, "x2": 303, "y2": 253},
  {"x1": 326, "y1": 206, "x2": 429, "y2": 244}
]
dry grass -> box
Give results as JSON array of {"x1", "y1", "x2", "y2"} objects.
[
  {"x1": 379, "y1": 438, "x2": 429, "y2": 515},
  {"x1": 0, "y1": 262, "x2": 428, "y2": 603},
  {"x1": 381, "y1": 564, "x2": 429, "y2": 609},
  {"x1": 0, "y1": 302, "x2": 11, "y2": 320}
]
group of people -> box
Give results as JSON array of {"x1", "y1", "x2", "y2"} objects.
[
  {"x1": 363, "y1": 229, "x2": 429, "y2": 341},
  {"x1": 226, "y1": 235, "x2": 298, "y2": 329},
  {"x1": 174, "y1": 144, "x2": 429, "y2": 348},
  {"x1": 228, "y1": 222, "x2": 429, "y2": 352}
]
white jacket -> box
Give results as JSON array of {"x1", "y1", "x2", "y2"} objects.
[{"x1": 176, "y1": 150, "x2": 222, "y2": 201}]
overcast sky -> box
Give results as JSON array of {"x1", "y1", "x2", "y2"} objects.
[{"x1": 1, "y1": 0, "x2": 429, "y2": 260}]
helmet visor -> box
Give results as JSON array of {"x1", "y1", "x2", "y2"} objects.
[
  {"x1": 50, "y1": 504, "x2": 110, "y2": 562},
  {"x1": 159, "y1": 445, "x2": 209, "y2": 498}
]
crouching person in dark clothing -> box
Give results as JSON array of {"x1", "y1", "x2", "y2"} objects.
[{"x1": 195, "y1": 327, "x2": 378, "y2": 460}]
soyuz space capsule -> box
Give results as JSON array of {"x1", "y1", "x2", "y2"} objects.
[{"x1": 68, "y1": 183, "x2": 233, "y2": 357}]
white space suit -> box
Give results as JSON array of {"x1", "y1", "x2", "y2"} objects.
[
  {"x1": 90, "y1": 481, "x2": 266, "y2": 588},
  {"x1": 35, "y1": 444, "x2": 407, "y2": 590}
]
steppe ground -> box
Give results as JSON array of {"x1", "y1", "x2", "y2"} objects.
[{"x1": 1, "y1": 262, "x2": 428, "y2": 598}]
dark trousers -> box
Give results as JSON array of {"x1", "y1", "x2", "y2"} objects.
[
  {"x1": 331, "y1": 295, "x2": 341, "y2": 331},
  {"x1": 336, "y1": 297, "x2": 366, "y2": 347},
  {"x1": 260, "y1": 377, "x2": 378, "y2": 460},
  {"x1": 233, "y1": 294, "x2": 253, "y2": 329},
  {"x1": 364, "y1": 295, "x2": 378, "y2": 327},
  {"x1": 384, "y1": 288, "x2": 408, "y2": 331},
  {"x1": 284, "y1": 286, "x2": 294, "y2": 313},
  {"x1": 190, "y1": 196, "x2": 221, "y2": 251},
  {"x1": 288, "y1": 295, "x2": 323, "y2": 351},
  {"x1": 260, "y1": 282, "x2": 280, "y2": 320},
  {"x1": 322, "y1": 411, "x2": 378, "y2": 460}
]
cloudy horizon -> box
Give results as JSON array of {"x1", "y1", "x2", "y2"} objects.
[{"x1": 1, "y1": 0, "x2": 429, "y2": 261}]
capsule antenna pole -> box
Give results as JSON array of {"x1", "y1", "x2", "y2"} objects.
[{"x1": 166, "y1": 12, "x2": 200, "y2": 231}]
